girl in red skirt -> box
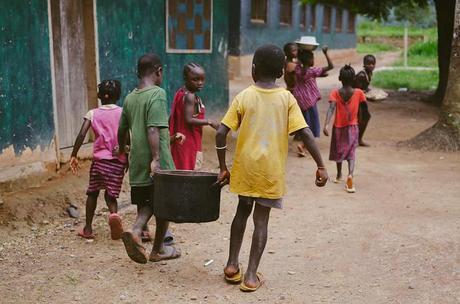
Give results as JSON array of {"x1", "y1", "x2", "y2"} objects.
[
  {"x1": 70, "y1": 80, "x2": 127, "y2": 239},
  {"x1": 169, "y1": 63, "x2": 219, "y2": 170},
  {"x1": 323, "y1": 65, "x2": 367, "y2": 193}
]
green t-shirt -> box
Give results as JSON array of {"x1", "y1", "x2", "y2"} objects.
[{"x1": 119, "y1": 86, "x2": 175, "y2": 186}]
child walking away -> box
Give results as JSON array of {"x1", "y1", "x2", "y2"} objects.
[
  {"x1": 323, "y1": 65, "x2": 367, "y2": 193},
  {"x1": 215, "y1": 45, "x2": 328, "y2": 292},
  {"x1": 169, "y1": 63, "x2": 219, "y2": 170},
  {"x1": 70, "y1": 80, "x2": 126, "y2": 240},
  {"x1": 283, "y1": 42, "x2": 298, "y2": 92},
  {"x1": 292, "y1": 46, "x2": 333, "y2": 156},
  {"x1": 117, "y1": 53, "x2": 181, "y2": 264}
]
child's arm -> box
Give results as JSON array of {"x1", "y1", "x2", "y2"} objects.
[
  {"x1": 295, "y1": 127, "x2": 328, "y2": 186},
  {"x1": 70, "y1": 119, "x2": 91, "y2": 174},
  {"x1": 320, "y1": 46, "x2": 334, "y2": 76},
  {"x1": 323, "y1": 102, "x2": 336, "y2": 136},
  {"x1": 284, "y1": 61, "x2": 297, "y2": 90},
  {"x1": 215, "y1": 124, "x2": 231, "y2": 186},
  {"x1": 118, "y1": 109, "x2": 130, "y2": 153},
  {"x1": 184, "y1": 93, "x2": 219, "y2": 130},
  {"x1": 147, "y1": 126, "x2": 161, "y2": 175}
]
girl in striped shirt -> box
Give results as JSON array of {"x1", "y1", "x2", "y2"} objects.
[{"x1": 292, "y1": 46, "x2": 333, "y2": 156}]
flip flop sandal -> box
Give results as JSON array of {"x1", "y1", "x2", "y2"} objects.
[
  {"x1": 77, "y1": 229, "x2": 95, "y2": 239},
  {"x1": 163, "y1": 230, "x2": 175, "y2": 246},
  {"x1": 345, "y1": 177, "x2": 356, "y2": 193},
  {"x1": 224, "y1": 264, "x2": 243, "y2": 284},
  {"x1": 239, "y1": 272, "x2": 264, "y2": 292},
  {"x1": 108, "y1": 213, "x2": 123, "y2": 240},
  {"x1": 121, "y1": 231, "x2": 148, "y2": 264},
  {"x1": 333, "y1": 177, "x2": 343, "y2": 183},
  {"x1": 149, "y1": 245, "x2": 181, "y2": 262}
]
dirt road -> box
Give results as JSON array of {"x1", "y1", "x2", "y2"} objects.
[{"x1": 1, "y1": 54, "x2": 460, "y2": 303}]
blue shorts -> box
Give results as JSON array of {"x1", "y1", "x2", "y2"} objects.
[{"x1": 303, "y1": 104, "x2": 320, "y2": 138}]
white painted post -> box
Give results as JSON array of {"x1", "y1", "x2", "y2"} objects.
[{"x1": 404, "y1": 25, "x2": 408, "y2": 67}]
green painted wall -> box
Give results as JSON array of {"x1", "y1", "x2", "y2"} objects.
[
  {"x1": 96, "y1": 0, "x2": 229, "y2": 115},
  {"x1": 0, "y1": 0, "x2": 54, "y2": 154}
]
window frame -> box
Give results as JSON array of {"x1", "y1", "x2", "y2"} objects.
[
  {"x1": 279, "y1": 0, "x2": 293, "y2": 26},
  {"x1": 250, "y1": 0, "x2": 268, "y2": 24},
  {"x1": 335, "y1": 8, "x2": 343, "y2": 32},
  {"x1": 299, "y1": 3, "x2": 307, "y2": 30},
  {"x1": 347, "y1": 12, "x2": 356, "y2": 33},
  {"x1": 165, "y1": 0, "x2": 214, "y2": 54},
  {"x1": 322, "y1": 5, "x2": 332, "y2": 33},
  {"x1": 309, "y1": 4, "x2": 316, "y2": 32}
]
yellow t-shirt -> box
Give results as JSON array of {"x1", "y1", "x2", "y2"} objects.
[{"x1": 221, "y1": 85, "x2": 307, "y2": 199}]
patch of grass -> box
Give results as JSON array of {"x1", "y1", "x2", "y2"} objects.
[
  {"x1": 373, "y1": 70, "x2": 438, "y2": 91},
  {"x1": 358, "y1": 21, "x2": 437, "y2": 39},
  {"x1": 394, "y1": 56, "x2": 438, "y2": 67},
  {"x1": 409, "y1": 40, "x2": 437, "y2": 57},
  {"x1": 394, "y1": 40, "x2": 438, "y2": 67},
  {"x1": 357, "y1": 43, "x2": 398, "y2": 54}
]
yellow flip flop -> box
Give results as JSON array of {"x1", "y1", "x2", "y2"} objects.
[
  {"x1": 224, "y1": 264, "x2": 243, "y2": 284},
  {"x1": 239, "y1": 272, "x2": 264, "y2": 292}
]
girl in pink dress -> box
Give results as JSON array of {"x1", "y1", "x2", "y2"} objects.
[
  {"x1": 169, "y1": 63, "x2": 219, "y2": 170},
  {"x1": 70, "y1": 80, "x2": 127, "y2": 240}
]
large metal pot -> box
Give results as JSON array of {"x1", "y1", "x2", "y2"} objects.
[{"x1": 153, "y1": 170, "x2": 221, "y2": 223}]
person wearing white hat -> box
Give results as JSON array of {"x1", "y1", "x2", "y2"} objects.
[{"x1": 289, "y1": 38, "x2": 334, "y2": 156}]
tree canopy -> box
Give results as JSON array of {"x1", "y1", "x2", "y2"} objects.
[{"x1": 302, "y1": 0, "x2": 429, "y2": 20}]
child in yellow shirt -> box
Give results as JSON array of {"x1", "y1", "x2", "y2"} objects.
[{"x1": 215, "y1": 44, "x2": 329, "y2": 292}]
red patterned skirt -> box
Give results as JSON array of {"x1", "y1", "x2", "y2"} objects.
[
  {"x1": 329, "y1": 125, "x2": 359, "y2": 162},
  {"x1": 86, "y1": 159, "x2": 126, "y2": 198}
]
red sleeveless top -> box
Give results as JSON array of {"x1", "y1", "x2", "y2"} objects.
[{"x1": 169, "y1": 87, "x2": 206, "y2": 170}]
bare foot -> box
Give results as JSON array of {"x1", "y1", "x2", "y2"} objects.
[{"x1": 359, "y1": 141, "x2": 370, "y2": 147}]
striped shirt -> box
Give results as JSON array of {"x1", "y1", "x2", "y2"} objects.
[{"x1": 292, "y1": 66, "x2": 323, "y2": 111}]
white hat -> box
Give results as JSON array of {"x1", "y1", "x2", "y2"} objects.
[{"x1": 295, "y1": 36, "x2": 319, "y2": 48}]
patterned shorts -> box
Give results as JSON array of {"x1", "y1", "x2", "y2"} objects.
[{"x1": 86, "y1": 159, "x2": 126, "y2": 198}]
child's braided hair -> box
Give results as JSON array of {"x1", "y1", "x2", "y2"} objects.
[
  {"x1": 183, "y1": 62, "x2": 203, "y2": 79},
  {"x1": 97, "y1": 79, "x2": 121, "y2": 103},
  {"x1": 338, "y1": 64, "x2": 355, "y2": 86}
]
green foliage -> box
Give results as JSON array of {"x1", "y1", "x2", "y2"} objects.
[
  {"x1": 357, "y1": 43, "x2": 398, "y2": 54},
  {"x1": 373, "y1": 69, "x2": 438, "y2": 91},
  {"x1": 301, "y1": 0, "x2": 429, "y2": 20},
  {"x1": 393, "y1": 1, "x2": 435, "y2": 27},
  {"x1": 393, "y1": 40, "x2": 438, "y2": 67},
  {"x1": 358, "y1": 21, "x2": 437, "y2": 38},
  {"x1": 408, "y1": 40, "x2": 438, "y2": 57}
]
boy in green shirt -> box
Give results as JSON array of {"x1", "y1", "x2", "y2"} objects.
[{"x1": 118, "y1": 53, "x2": 181, "y2": 263}]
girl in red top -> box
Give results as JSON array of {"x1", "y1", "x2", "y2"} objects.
[
  {"x1": 169, "y1": 63, "x2": 219, "y2": 170},
  {"x1": 323, "y1": 65, "x2": 367, "y2": 193}
]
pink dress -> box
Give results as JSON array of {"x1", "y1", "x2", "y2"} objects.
[{"x1": 86, "y1": 105, "x2": 126, "y2": 198}]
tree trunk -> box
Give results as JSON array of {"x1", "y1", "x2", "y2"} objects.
[
  {"x1": 434, "y1": 0, "x2": 455, "y2": 104},
  {"x1": 407, "y1": 0, "x2": 460, "y2": 150},
  {"x1": 440, "y1": 0, "x2": 460, "y2": 133}
]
